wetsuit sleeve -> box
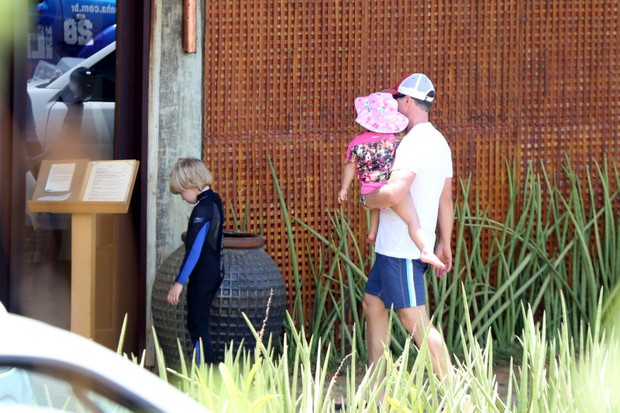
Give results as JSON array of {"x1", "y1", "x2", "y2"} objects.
[{"x1": 175, "y1": 221, "x2": 210, "y2": 285}]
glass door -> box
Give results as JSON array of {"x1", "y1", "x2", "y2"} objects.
[
  {"x1": 11, "y1": 0, "x2": 117, "y2": 330},
  {"x1": 4, "y1": 0, "x2": 147, "y2": 353}
]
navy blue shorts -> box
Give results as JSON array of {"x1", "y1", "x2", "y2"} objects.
[{"x1": 365, "y1": 253, "x2": 428, "y2": 309}]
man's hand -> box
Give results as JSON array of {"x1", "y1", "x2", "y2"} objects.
[
  {"x1": 167, "y1": 282, "x2": 184, "y2": 305},
  {"x1": 434, "y1": 241, "x2": 452, "y2": 278}
]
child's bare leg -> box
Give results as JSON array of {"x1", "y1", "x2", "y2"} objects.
[
  {"x1": 368, "y1": 208, "x2": 380, "y2": 244},
  {"x1": 391, "y1": 196, "x2": 445, "y2": 269}
]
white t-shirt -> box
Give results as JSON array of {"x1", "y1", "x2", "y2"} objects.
[{"x1": 374, "y1": 122, "x2": 453, "y2": 259}]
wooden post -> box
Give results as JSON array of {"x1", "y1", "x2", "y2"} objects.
[
  {"x1": 182, "y1": 0, "x2": 196, "y2": 53},
  {"x1": 70, "y1": 213, "x2": 97, "y2": 338}
]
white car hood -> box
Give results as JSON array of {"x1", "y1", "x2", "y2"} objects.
[{"x1": 0, "y1": 305, "x2": 208, "y2": 413}]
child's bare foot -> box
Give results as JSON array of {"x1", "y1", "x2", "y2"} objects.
[{"x1": 420, "y1": 249, "x2": 445, "y2": 269}]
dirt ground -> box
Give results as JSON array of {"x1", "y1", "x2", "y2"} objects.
[
  {"x1": 327, "y1": 364, "x2": 517, "y2": 409},
  {"x1": 494, "y1": 365, "x2": 515, "y2": 402}
]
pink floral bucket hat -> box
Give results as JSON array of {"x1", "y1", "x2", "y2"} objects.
[{"x1": 354, "y1": 92, "x2": 409, "y2": 134}]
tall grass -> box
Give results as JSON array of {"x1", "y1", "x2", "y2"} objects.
[
  {"x1": 153, "y1": 290, "x2": 620, "y2": 412},
  {"x1": 145, "y1": 156, "x2": 620, "y2": 411},
  {"x1": 271, "y1": 157, "x2": 619, "y2": 360},
  {"x1": 436, "y1": 159, "x2": 620, "y2": 350}
]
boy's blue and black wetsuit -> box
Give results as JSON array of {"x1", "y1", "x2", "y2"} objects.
[{"x1": 175, "y1": 188, "x2": 224, "y2": 363}]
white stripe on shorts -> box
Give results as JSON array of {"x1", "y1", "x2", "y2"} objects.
[{"x1": 406, "y1": 259, "x2": 417, "y2": 307}]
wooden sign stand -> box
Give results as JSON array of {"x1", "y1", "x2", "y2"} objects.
[{"x1": 27, "y1": 159, "x2": 139, "y2": 339}]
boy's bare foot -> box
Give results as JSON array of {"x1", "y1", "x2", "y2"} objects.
[
  {"x1": 420, "y1": 249, "x2": 445, "y2": 269},
  {"x1": 333, "y1": 396, "x2": 344, "y2": 410}
]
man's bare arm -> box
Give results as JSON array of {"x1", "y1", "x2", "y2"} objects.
[
  {"x1": 434, "y1": 177, "x2": 454, "y2": 276},
  {"x1": 363, "y1": 169, "x2": 415, "y2": 209}
]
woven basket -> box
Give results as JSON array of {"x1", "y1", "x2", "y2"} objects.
[{"x1": 151, "y1": 231, "x2": 287, "y2": 366}]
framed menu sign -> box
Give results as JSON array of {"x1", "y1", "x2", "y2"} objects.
[
  {"x1": 30, "y1": 159, "x2": 89, "y2": 202},
  {"x1": 26, "y1": 159, "x2": 140, "y2": 340},
  {"x1": 28, "y1": 159, "x2": 139, "y2": 214},
  {"x1": 82, "y1": 160, "x2": 138, "y2": 203}
]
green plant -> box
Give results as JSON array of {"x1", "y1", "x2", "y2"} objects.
[
  {"x1": 154, "y1": 154, "x2": 618, "y2": 410},
  {"x1": 265, "y1": 154, "x2": 620, "y2": 368},
  {"x1": 147, "y1": 288, "x2": 620, "y2": 412}
]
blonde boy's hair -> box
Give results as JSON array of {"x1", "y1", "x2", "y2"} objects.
[{"x1": 169, "y1": 158, "x2": 213, "y2": 194}]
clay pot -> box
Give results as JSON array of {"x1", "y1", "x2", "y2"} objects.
[{"x1": 151, "y1": 231, "x2": 287, "y2": 365}]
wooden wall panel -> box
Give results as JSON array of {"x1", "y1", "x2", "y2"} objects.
[{"x1": 203, "y1": 0, "x2": 619, "y2": 310}]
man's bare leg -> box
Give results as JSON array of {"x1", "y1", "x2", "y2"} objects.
[
  {"x1": 363, "y1": 293, "x2": 389, "y2": 368},
  {"x1": 397, "y1": 305, "x2": 451, "y2": 380},
  {"x1": 362, "y1": 293, "x2": 390, "y2": 406}
]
